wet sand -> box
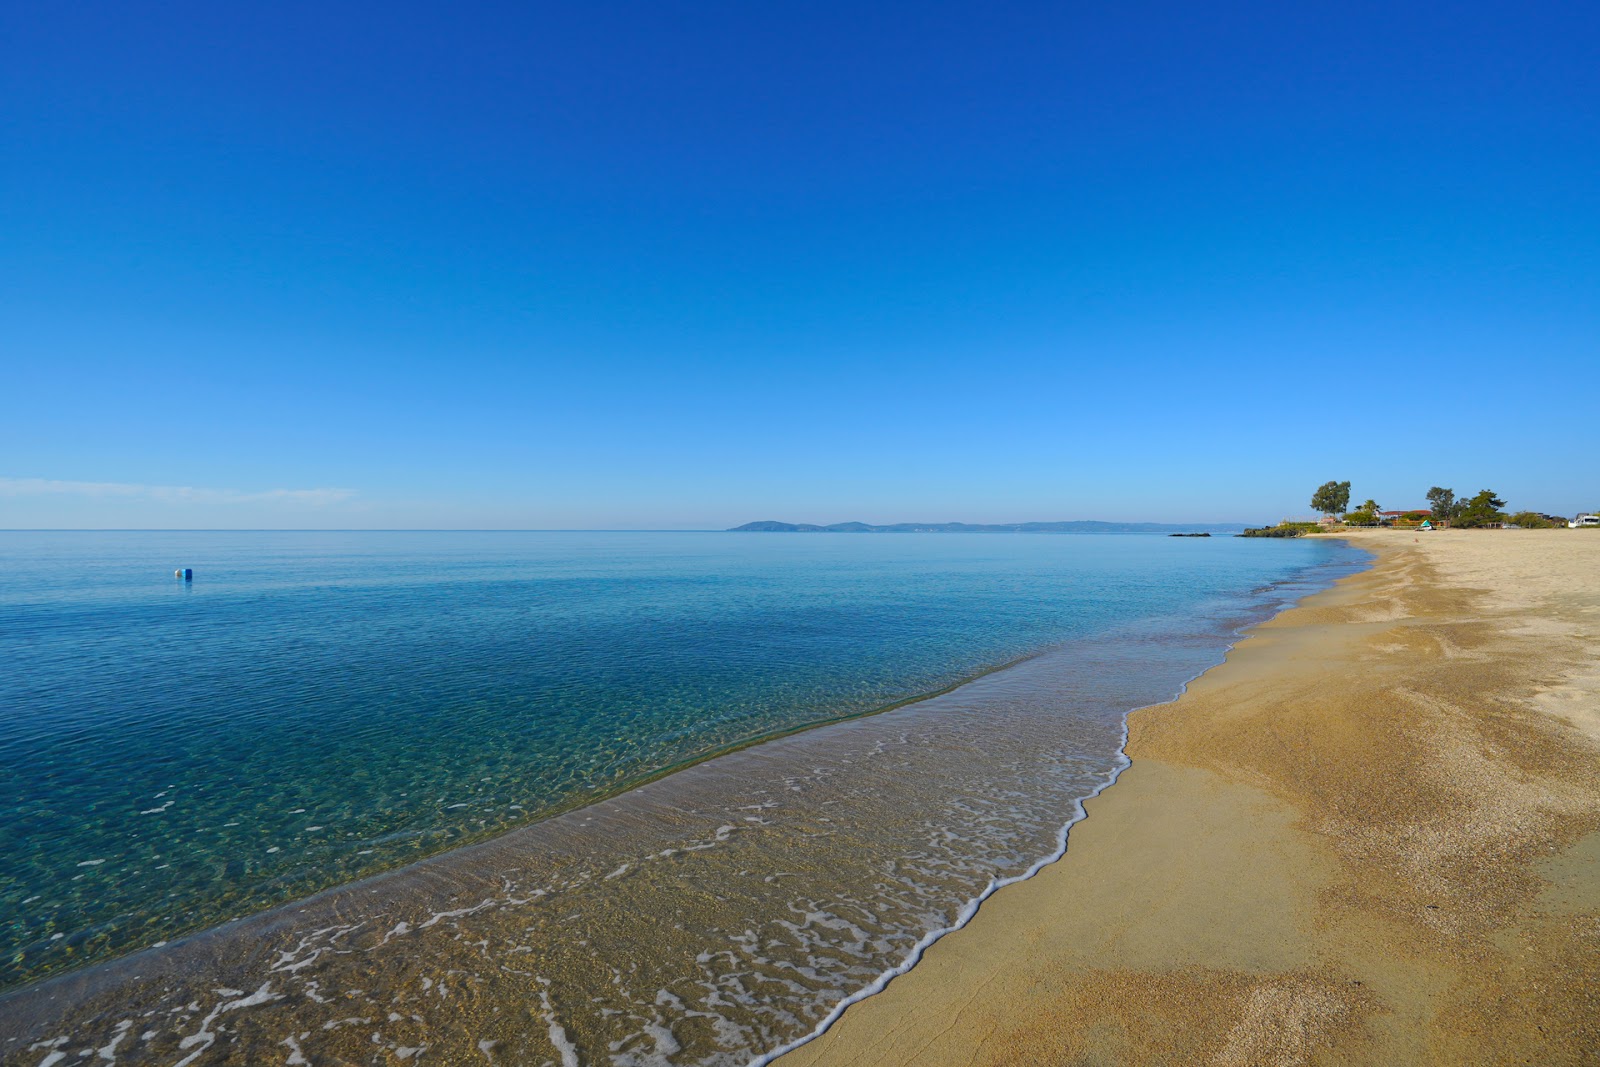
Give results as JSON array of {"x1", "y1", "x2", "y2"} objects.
[{"x1": 781, "y1": 530, "x2": 1600, "y2": 1066}]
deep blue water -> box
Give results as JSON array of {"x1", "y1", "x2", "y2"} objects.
[{"x1": 0, "y1": 530, "x2": 1365, "y2": 994}]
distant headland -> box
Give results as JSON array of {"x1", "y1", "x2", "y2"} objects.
[{"x1": 728, "y1": 520, "x2": 1243, "y2": 534}]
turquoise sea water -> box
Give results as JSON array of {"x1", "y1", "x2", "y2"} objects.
[{"x1": 0, "y1": 530, "x2": 1367, "y2": 1061}]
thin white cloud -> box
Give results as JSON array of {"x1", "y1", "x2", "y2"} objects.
[{"x1": 0, "y1": 477, "x2": 357, "y2": 506}]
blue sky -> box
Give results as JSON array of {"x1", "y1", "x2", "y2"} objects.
[{"x1": 3, "y1": 2, "x2": 1596, "y2": 528}]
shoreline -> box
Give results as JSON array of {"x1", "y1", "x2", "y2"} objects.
[
  {"x1": 0, "y1": 544, "x2": 1354, "y2": 1005},
  {"x1": 0, "y1": 543, "x2": 1364, "y2": 1063},
  {"x1": 778, "y1": 530, "x2": 1600, "y2": 1066},
  {"x1": 752, "y1": 542, "x2": 1373, "y2": 1066},
  {"x1": 0, "y1": 647, "x2": 1045, "y2": 999}
]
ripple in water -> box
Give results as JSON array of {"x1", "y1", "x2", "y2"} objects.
[{"x1": 0, "y1": 557, "x2": 1368, "y2": 1066}]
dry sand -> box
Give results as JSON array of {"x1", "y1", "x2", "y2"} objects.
[{"x1": 781, "y1": 530, "x2": 1600, "y2": 1066}]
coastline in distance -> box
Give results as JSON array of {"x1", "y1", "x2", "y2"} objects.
[{"x1": 728, "y1": 520, "x2": 1245, "y2": 533}]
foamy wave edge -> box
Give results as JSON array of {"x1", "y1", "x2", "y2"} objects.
[
  {"x1": 744, "y1": 724, "x2": 1130, "y2": 1067},
  {"x1": 747, "y1": 546, "x2": 1373, "y2": 1065}
]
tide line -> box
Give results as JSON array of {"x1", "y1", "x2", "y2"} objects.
[{"x1": 746, "y1": 547, "x2": 1373, "y2": 1066}]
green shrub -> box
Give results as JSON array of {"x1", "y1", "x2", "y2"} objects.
[{"x1": 1506, "y1": 511, "x2": 1557, "y2": 529}]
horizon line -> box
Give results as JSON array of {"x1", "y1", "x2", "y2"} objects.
[{"x1": 0, "y1": 523, "x2": 1259, "y2": 533}]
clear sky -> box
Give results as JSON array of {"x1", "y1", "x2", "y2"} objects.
[{"x1": 3, "y1": 2, "x2": 1596, "y2": 528}]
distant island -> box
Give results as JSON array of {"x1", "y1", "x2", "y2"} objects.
[{"x1": 728, "y1": 520, "x2": 1243, "y2": 534}]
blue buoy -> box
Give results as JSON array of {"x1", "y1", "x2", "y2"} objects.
[{"x1": 174, "y1": 568, "x2": 192, "y2": 581}]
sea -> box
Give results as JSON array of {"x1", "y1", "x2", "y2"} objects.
[{"x1": 0, "y1": 530, "x2": 1369, "y2": 1065}]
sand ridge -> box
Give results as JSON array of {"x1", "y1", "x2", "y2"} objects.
[{"x1": 781, "y1": 530, "x2": 1600, "y2": 1066}]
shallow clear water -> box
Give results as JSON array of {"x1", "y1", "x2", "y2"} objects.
[{"x1": 0, "y1": 531, "x2": 1367, "y2": 1064}]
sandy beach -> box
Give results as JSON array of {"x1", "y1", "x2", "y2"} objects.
[{"x1": 782, "y1": 530, "x2": 1600, "y2": 1066}]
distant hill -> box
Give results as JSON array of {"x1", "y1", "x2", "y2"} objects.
[{"x1": 728, "y1": 520, "x2": 1245, "y2": 533}]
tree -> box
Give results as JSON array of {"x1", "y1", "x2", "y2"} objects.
[
  {"x1": 1310, "y1": 480, "x2": 1351, "y2": 517},
  {"x1": 1360, "y1": 498, "x2": 1380, "y2": 515},
  {"x1": 1454, "y1": 489, "x2": 1507, "y2": 528},
  {"x1": 1426, "y1": 486, "x2": 1457, "y2": 520},
  {"x1": 1507, "y1": 511, "x2": 1556, "y2": 529}
]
